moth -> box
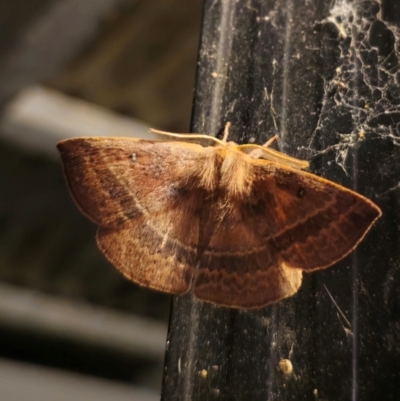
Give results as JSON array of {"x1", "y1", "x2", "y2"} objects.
[{"x1": 57, "y1": 124, "x2": 382, "y2": 309}]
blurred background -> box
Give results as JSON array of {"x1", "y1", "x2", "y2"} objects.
[{"x1": 0, "y1": 0, "x2": 203, "y2": 399}]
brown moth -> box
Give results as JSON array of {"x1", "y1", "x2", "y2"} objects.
[{"x1": 57, "y1": 124, "x2": 382, "y2": 309}]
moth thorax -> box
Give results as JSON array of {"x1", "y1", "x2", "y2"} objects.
[
  {"x1": 220, "y1": 151, "x2": 252, "y2": 197},
  {"x1": 197, "y1": 149, "x2": 219, "y2": 191}
]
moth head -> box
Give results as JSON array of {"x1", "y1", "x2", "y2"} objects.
[{"x1": 149, "y1": 127, "x2": 309, "y2": 171}]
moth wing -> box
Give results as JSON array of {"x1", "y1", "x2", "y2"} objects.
[
  {"x1": 57, "y1": 137, "x2": 209, "y2": 294},
  {"x1": 193, "y1": 189, "x2": 303, "y2": 309},
  {"x1": 193, "y1": 159, "x2": 381, "y2": 309},
  {"x1": 194, "y1": 246, "x2": 303, "y2": 309},
  {"x1": 247, "y1": 162, "x2": 382, "y2": 270}
]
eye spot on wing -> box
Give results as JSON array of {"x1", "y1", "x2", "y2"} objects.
[
  {"x1": 297, "y1": 187, "x2": 305, "y2": 198},
  {"x1": 167, "y1": 184, "x2": 190, "y2": 201}
]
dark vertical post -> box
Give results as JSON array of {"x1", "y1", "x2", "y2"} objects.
[{"x1": 162, "y1": 1, "x2": 398, "y2": 400}]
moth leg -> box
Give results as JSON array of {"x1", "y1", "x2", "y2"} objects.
[
  {"x1": 263, "y1": 134, "x2": 279, "y2": 148},
  {"x1": 221, "y1": 122, "x2": 232, "y2": 142}
]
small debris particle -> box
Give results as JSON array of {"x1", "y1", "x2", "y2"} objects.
[{"x1": 278, "y1": 359, "x2": 293, "y2": 375}]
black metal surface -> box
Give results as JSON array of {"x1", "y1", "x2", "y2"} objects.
[{"x1": 162, "y1": 1, "x2": 400, "y2": 400}]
